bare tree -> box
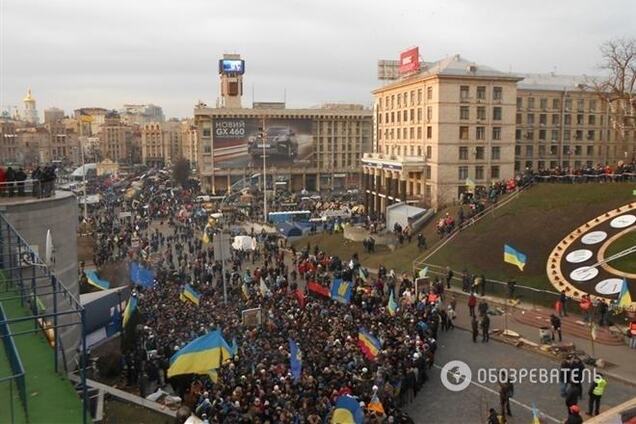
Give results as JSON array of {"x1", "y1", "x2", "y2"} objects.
[
  {"x1": 586, "y1": 38, "x2": 636, "y2": 163},
  {"x1": 173, "y1": 157, "x2": 191, "y2": 188}
]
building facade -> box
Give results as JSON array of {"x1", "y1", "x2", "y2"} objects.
[
  {"x1": 365, "y1": 54, "x2": 522, "y2": 211},
  {"x1": 515, "y1": 73, "x2": 635, "y2": 171},
  {"x1": 195, "y1": 104, "x2": 372, "y2": 193},
  {"x1": 141, "y1": 120, "x2": 184, "y2": 167},
  {"x1": 44, "y1": 107, "x2": 65, "y2": 124},
  {"x1": 97, "y1": 113, "x2": 134, "y2": 163}
]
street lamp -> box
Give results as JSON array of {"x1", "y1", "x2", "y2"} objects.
[
  {"x1": 76, "y1": 142, "x2": 88, "y2": 220},
  {"x1": 260, "y1": 118, "x2": 267, "y2": 223}
]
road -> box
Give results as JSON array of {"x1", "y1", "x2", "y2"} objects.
[{"x1": 405, "y1": 328, "x2": 636, "y2": 423}]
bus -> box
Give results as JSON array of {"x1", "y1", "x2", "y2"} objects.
[{"x1": 267, "y1": 210, "x2": 311, "y2": 224}]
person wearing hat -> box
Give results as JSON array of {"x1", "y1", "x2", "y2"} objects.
[
  {"x1": 587, "y1": 373, "x2": 607, "y2": 416},
  {"x1": 566, "y1": 404, "x2": 583, "y2": 424}
]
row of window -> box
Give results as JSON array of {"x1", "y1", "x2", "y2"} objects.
[
  {"x1": 458, "y1": 165, "x2": 500, "y2": 180},
  {"x1": 458, "y1": 146, "x2": 501, "y2": 160},
  {"x1": 515, "y1": 129, "x2": 602, "y2": 142},
  {"x1": 459, "y1": 126, "x2": 502, "y2": 140},
  {"x1": 459, "y1": 106, "x2": 503, "y2": 121},
  {"x1": 379, "y1": 87, "x2": 434, "y2": 110},
  {"x1": 515, "y1": 145, "x2": 595, "y2": 157},
  {"x1": 460, "y1": 86, "x2": 503, "y2": 101},
  {"x1": 517, "y1": 113, "x2": 602, "y2": 126},
  {"x1": 515, "y1": 160, "x2": 595, "y2": 171},
  {"x1": 517, "y1": 97, "x2": 598, "y2": 112}
]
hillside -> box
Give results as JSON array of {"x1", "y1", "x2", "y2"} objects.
[{"x1": 426, "y1": 182, "x2": 636, "y2": 290}]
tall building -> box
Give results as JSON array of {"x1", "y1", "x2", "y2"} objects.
[
  {"x1": 23, "y1": 88, "x2": 39, "y2": 125},
  {"x1": 97, "y1": 112, "x2": 133, "y2": 163},
  {"x1": 44, "y1": 107, "x2": 65, "y2": 124},
  {"x1": 181, "y1": 119, "x2": 199, "y2": 168},
  {"x1": 515, "y1": 73, "x2": 635, "y2": 171},
  {"x1": 218, "y1": 53, "x2": 244, "y2": 109},
  {"x1": 120, "y1": 104, "x2": 165, "y2": 125},
  {"x1": 0, "y1": 119, "x2": 19, "y2": 163},
  {"x1": 141, "y1": 120, "x2": 183, "y2": 167},
  {"x1": 365, "y1": 54, "x2": 522, "y2": 210}
]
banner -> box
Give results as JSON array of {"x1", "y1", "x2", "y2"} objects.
[
  {"x1": 241, "y1": 307, "x2": 262, "y2": 327},
  {"x1": 307, "y1": 281, "x2": 331, "y2": 298},
  {"x1": 330, "y1": 279, "x2": 353, "y2": 304}
]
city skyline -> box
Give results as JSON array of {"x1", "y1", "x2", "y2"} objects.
[{"x1": 1, "y1": 0, "x2": 634, "y2": 118}]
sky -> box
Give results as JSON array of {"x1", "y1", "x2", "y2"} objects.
[{"x1": 1, "y1": 0, "x2": 634, "y2": 119}]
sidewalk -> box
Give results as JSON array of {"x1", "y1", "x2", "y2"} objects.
[{"x1": 446, "y1": 288, "x2": 636, "y2": 386}]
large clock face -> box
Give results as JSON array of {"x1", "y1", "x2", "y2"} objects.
[{"x1": 547, "y1": 203, "x2": 636, "y2": 305}]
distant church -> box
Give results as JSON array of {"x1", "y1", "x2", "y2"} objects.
[{"x1": 23, "y1": 88, "x2": 39, "y2": 125}]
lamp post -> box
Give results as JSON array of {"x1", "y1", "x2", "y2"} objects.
[
  {"x1": 77, "y1": 143, "x2": 88, "y2": 221},
  {"x1": 261, "y1": 118, "x2": 267, "y2": 223}
]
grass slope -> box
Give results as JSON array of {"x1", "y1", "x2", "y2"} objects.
[
  {"x1": 0, "y1": 286, "x2": 84, "y2": 424},
  {"x1": 427, "y1": 183, "x2": 636, "y2": 290}
]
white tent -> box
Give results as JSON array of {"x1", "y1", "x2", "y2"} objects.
[
  {"x1": 232, "y1": 235, "x2": 257, "y2": 251},
  {"x1": 71, "y1": 163, "x2": 97, "y2": 177}
]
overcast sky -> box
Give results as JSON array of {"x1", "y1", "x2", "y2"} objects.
[{"x1": 1, "y1": 0, "x2": 634, "y2": 119}]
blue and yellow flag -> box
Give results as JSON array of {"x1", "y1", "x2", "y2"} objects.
[
  {"x1": 504, "y1": 244, "x2": 527, "y2": 271},
  {"x1": 332, "y1": 395, "x2": 364, "y2": 424},
  {"x1": 619, "y1": 278, "x2": 632, "y2": 307},
  {"x1": 387, "y1": 289, "x2": 398, "y2": 316},
  {"x1": 85, "y1": 270, "x2": 110, "y2": 290},
  {"x1": 289, "y1": 338, "x2": 302, "y2": 383},
  {"x1": 123, "y1": 295, "x2": 137, "y2": 328},
  {"x1": 331, "y1": 279, "x2": 352, "y2": 304},
  {"x1": 167, "y1": 330, "x2": 232, "y2": 378},
  {"x1": 180, "y1": 284, "x2": 202, "y2": 306}
]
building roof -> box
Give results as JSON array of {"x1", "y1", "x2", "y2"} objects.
[
  {"x1": 23, "y1": 88, "x2": 35, "y2": 103},
  {"x1": 195, "y1": 104, "x2": 372, "y2": 118},
  {"x1": 374, "y1": 54, "x2": 522, "y2": 93},
  {"x1": 516, "y1": 72, "x2": 595, "y2": 92}
]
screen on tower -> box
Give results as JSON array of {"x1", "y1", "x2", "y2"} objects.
[{"x1": 219, "y1": 59, "x2": 245, "y2": 75}]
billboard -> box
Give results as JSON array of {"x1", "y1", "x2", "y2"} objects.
[
  {"x1": 212, "y1": 117, "x2": 313, "y2": 169},
  {"x1": 399, "y1": 47, "x2": 420, "y2": 74},
  {"x1": 219, "y1": 59, "x2": 245, "y2": 75}
]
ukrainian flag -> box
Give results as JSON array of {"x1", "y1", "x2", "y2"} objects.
[
  {"x1": 358, "y1": 327, "x2": 381, "y2": 361},
  {"x1": 332, "y1": 395, "x2": 364, "y2": 424},
  {"x1": 85, "y1": 270, "x2": 110, "y2": 290},
  {"x1": 387, "y1": 290, "x2": 398, "y2": 316},
  {"x1": 504, "y1": 244, "x2": 527, "y2": 271},
  {"x1": 123, "y1": 295, "x2": 137, "y2": 328},
  {"x1": 180, "y1": 284, "x2": 202, "y2": 306},
  {"x1": 167, "y1": 330, "x2": 232, "y2": 378},
  {"x1": 619, "y1": 278, "x2": 632, "y2": 307}
]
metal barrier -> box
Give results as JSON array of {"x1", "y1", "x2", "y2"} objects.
[
  {"x1": 0, "y1": 179, "x2": 56, "y2": 199},
  {"x1": 0, "y1": 213, "x2": 88, "y2": 423},
  {"x1": 531, "y1": 172, "x2": 636, "y2": 184},
  {"x1": 0, "y1": 303, "x2": 26, "y2": 423}
]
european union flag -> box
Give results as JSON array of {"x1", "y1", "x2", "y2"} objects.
[
  {"x1": 129, "y1": 262, "x2": 155, "y2": 288},
  {"x1": 330, "y1": 279, "x2": 352, "y2": 304},
  {"x1": 289, "y1": 338, "x2": 302, "y2": 383}
]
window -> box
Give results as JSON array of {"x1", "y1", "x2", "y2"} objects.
[
  {"x1": 576, "y1": 114, "x2": 584, "y2": 125},
  {"x1": 516, "y1": 113, "x2": 522, "y2": 124},
  {"x1": 527, "y1": 113, "x2": 535, "y2": 125},
  {"x1": 460, "y1": 86, "x2": 470, "y2": 101},
  {"x1": 516, "y1": 97, "x2": 522, "y2": 108},
  {"x1": 477, "y1": 86, "x2": 487, "y2": 100},
  {"x1": 404, "y1": 110, "x2": 408, "y2": 121},
  {"x1": 552, "y1": 98, "x2": 560, "y2": 109},
  {"x1": 417, "y1": 108, "x2": 422, "y2": 122},
  {"x1": 493, "y1": 127, "x2": 501, "y2": 140},
  {"x1": 577, "y1": 99, "x2": 584, "y2": 111},
  {"x1": 478, "y1": 107, "x2": 486, "y2": 120},
  {"x1": 491, "y1": 166, "x2": 500, "y2": 179},
  {"x1": 410, "y1": 90, "x2": 415, "y2": 105},
  {"x1": 202, "y1": 128, "x2": 211, "y2": 137},
  {"x1": 526, "y1": 145, "x2": 533, "y2": 157},
  {"x1": 397, "y1": 94, "x2": 401, "y2": 108},
  {"x1": 550, "y1": 146, "x2": 558, "y2": 155},
  {"x1": 515, "y1": 145, "x2": 521, "y2": 155},
  {"x1": 493, "y1": 87, "x2": 503, "y2": 101},
  {"x1": 460, "y1": 106, "x2": 470, "y2": 120},
  {"x1": 564, "y1": 114, "x2": 571, "y2": 125},
  {"x1": 539, "y1": 114, "x2": 547, "y2": 126},
  {"x1": 493, "y1": 107, "x2": 502, "y2": 120},
  {"x1": 540, "y1": 98, "x2": 547, "y2": 110},
  {"x1": 588, "y1": 115, "x2": 596, "y2": 125},
  {"x1": 552, "y1": 114, "x2": 559, "y2": 125},
  {"x1": 551, "y1": 130, "x2": 559, "y2": 142},
  {"x1": 427, "y1": 106, "x2": 432, "y2": 121},
  {"x1": 575, "y1": 130, "x2": 583, "y2": 140},
  {"x1": 458, "y1": 166, "x2": 469, "y2": 180},
  {"x1": 491, "y1": 146, "x2": 501, "y2": 160},
  {"x1": 587, "y1": 146, "x2": 594, "y2": 155},
  {"x1": 476, "y1": 126, "x2": 485, "y2": 140},
  {"x1": 538, "y1": 160, "x2": 545, "y2": 170},
  {"x1": 427, "y1": 126, "x2": 432, "y2": 139},
  {"x1": 539, "y1": 145, "x2": 546, "y2": 157},
  {"x1": 427, "y1": 86, "x2": 433, "y2": 100},
  {"x1": 565, "y1": 98, "x2": 572, "y2": 110},
  {"x1": 475, "y1": 166, "x2": 484, "y2": 180},
  {"x1": 425, "y1": 165, "x2": 431, "y2": 179},
  {"x1": 417, "y1": 127, "x2": 422, "y2": 139},
  {"x1": 515, "y1": 129, "x2": 522, "y2": 140},
  {"x1": 587, "y1": 130, "x2": 595, "y2": 141},
  {"x1": 528, "y1": 97, "x2": 535, "y2": 109},
  {"x1": 460, "y1": 126, "x2": 469, "y2": 140},
  {"x1": 417, "y1": 89, "x2": 422, "y2": 104},
  {"x1": 475, "y1": 146, "x2": 485, "y2": 159},
  {"x1": 539, "y1": 130, "x2": 546, "y2": 141},
  {"x1": 589, "y1": 100, "x2": 597, "y2": 111},
  {"x1": 204, "y1": 144, "x2": 211, "y2": 153},
  {"x1": 459, "y1": 146, "x2": 469, "y2": 160},
  {"x1": 575, "y1": 145, "x2": 582, "y2": 155},
  {"x1": 527, "y1": 130, "x2": 534, "y2": 141},
  {"x1": 426, "y1": 146, "x2": 432, "y2": 159}
]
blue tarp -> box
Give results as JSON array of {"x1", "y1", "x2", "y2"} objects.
[
  {"x1": 277, "y1": 222, "x2": 303, "y2": 238},
  {"x1": 129, "y1": 262, "x2": 155, "y2": 288}
]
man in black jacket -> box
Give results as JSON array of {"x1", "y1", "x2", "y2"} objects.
[{"x1": 550, "y1": 314, "x2": 562, "y2": 342}]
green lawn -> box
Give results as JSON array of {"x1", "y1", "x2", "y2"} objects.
[
  {"x1": 0, "y1": 282, "x2": 84, "y2": 423},
  {"x1": 427, "y1": 183, "x2": 636, "y2": 290},
  {"x1": 605, "y1": 230, "x2": 636, "y2": 274}
]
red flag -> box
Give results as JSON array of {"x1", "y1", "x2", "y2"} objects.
[
  {"x1": 555, "y1": 300, "x2": 562, "y2": 314},
  {"x1": 294, "y1": 289, "x2": 306, "y2": 309}
]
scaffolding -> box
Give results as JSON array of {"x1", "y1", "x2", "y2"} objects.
[{"x1": 0, "y1": 213, "x2": 88, "y2": 423}]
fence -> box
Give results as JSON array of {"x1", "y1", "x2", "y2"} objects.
[
  {"x1": 530, "y1": 172, "x2": 636, "y2": 184},
  {"x1": 0, "y1": 179, "x2": 56, "y2": 199},
  {"x1": 0, "y1": 303, "x2": 27, "y2": 423},
  {"x1": 0, "y1": 213, "x2": 89, "y2": 423}
]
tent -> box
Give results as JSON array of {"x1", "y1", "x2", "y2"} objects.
[
  {"x1": 71, "y1": 163, "x2": 97, "y2": 178},
  {"x1": 277, "y1": 222, "x2": 303, "y2": 238},
  {"x1": 386, "y1": 203, "x2": 428, "y2": 230},
  {"x1": 232, "y1": 235, "x2": 257, "y2": 251}
]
